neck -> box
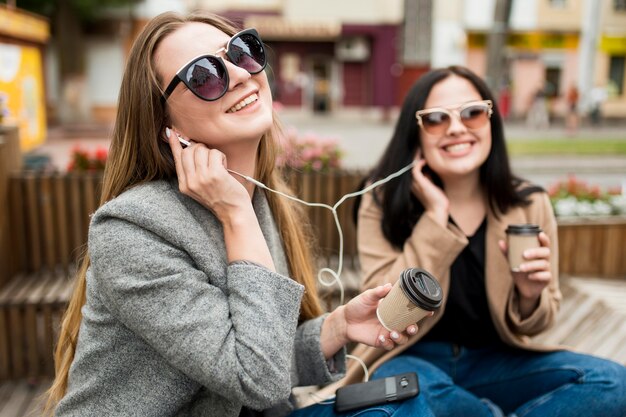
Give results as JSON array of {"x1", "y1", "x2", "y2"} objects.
[
  {"x1": 222, "y1": 141, "x2": 260, "y2": 198},
  {"x1": 443, "y1": 172, "x2": 487, "y2": 235},
  {"x1": 442, "y1": 172, "x2": 483, "y2": 205}
]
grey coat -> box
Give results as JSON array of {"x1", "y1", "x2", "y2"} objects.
[{"x1": 55, "y1": 179, "x2": 345, "y2": 417}]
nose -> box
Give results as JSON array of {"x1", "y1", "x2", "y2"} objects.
[
  {"x1": 224, "y1": 60, "x2": 251, "y2": 91},
  {"x1": 446, "y1": 110, "x2": 467, "y2": 135}
]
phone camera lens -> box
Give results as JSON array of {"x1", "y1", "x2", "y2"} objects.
[{"x1": 400, "y1": 377, "x2": 409, "y2": 388}]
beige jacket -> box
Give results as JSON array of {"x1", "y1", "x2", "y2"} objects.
[{"x1": 342, "y1": 188, "x2": 561, "y2": 387}]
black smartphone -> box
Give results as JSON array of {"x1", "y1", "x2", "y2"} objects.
[{"x1": 334, "y1": 372, "x2": 419, "y2": 413}]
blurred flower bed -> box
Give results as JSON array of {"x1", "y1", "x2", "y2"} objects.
[
  {"x1": 548, "y1": 175, "x2": 626, "y2": 217},
  {"x1": 67, "y1": 145, "x2": 108, "y2": 172},
  {"x1": 277, "y1": 127, "x2": 343, "y2": 172}
]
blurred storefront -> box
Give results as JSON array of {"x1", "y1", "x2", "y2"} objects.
[
  {"x1": 235, "y1": 15, "x2": 400, "y2": 113},
  {"x1": 0, "y1": 4, "x2": 49, "y2": 151},
  {"x1": 466, "y1": 30, "x2": 580, "y2": 118},
  {"x1": 459, "y1": 0, "x2": 626, "y2": 120}
]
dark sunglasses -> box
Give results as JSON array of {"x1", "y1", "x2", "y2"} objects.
[
  {"x1": 161, "y1": 28, "x2": 267, "y2": 104},
  {"x1": 415, "y1": 100, "x2": 493, "y2": 135}
]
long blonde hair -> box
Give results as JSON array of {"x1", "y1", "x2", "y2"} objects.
[{"x1": 45, "y1": 11, "x2": 322, "y2": 413}]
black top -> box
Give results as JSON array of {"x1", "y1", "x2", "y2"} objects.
[{"x1": 421, "y1": 217, "x2": 502, "y2": 347}]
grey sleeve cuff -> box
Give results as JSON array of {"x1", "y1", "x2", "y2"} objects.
[{"x1": 292, "y1": 314, "x2": 347, "y2": 387}]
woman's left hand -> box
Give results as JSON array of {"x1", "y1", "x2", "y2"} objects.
[
  {"x1": 320, "y1": 284, "x2": 420, "y2": 359},
  {"x1": 499, "y1": 232, "x2": 552, "y2": 315}
]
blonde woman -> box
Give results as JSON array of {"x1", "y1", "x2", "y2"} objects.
[{"x1": 45, "y1": 11, "x2": 417, "y2": 417}]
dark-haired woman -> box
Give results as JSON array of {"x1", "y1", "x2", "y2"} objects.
[{"x1": 343, "y1": 66, "x2": 626, "y2": 416}]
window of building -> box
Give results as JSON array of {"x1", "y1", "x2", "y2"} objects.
[
  {"x1": 614, "y1": 0, "x2": 626, "y2": 12},
  {"x1": 609, "y1": 56, "x2": 625, "y2": 95}
]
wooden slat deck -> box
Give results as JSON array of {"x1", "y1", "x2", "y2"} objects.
[{"x1": 2, "y1": 274, "x2": 625, "y2": 416}]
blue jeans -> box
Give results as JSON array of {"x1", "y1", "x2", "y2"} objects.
[
  {"x1": 382, "y1": 342, "x2": 626, "y2": 416},
  {"x1": 289, "y1": 342, "x2": 626, "y2": 417}
]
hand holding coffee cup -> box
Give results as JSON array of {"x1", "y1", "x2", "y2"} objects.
[
  {"x1": 501, "y1": 225, "x2": 553, "y2": 317},
  {"x1": 505, "y1": 224, "x2": 541, "y2": 272},
  {"x1": 376, "y1": 268, "x2": 442, "y2": 333}
]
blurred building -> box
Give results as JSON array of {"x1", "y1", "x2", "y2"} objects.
[
  {"x1": 448, "y1": 0, "x2": 626, "y2": 119},
  {"x1": 158, "y1": 0, "x2": 430, "y2": 114},
  {"x1": 43, "y1": 0, "x2": 626, "y2": 122},
  {"x1": 0, "y1": 5, "x2": 49, "y2": 151}
]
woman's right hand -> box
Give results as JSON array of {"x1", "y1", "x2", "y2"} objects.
[
  {"x1": 168, "y1": 128, "x2": 275, "y2": 269},
  {"x1": 411, "y1": 156, "x2": 449, "y2": 226},
  {"x1": 167, "y1": 128, "x2": 252, "y2": 223}
]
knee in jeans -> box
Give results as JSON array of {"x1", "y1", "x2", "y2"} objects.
[{"x1": 602, "y1": 361, "x2": 626, "y2": 392}]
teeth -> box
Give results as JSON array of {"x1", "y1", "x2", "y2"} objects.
[
  {"x1": 444, "y1": 143, "x2": 471, "y2": 152},
  {"x1": 227, "y1": 93, "x2": 258, "y2": 113}
]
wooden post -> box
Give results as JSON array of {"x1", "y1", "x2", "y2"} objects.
[{"x1": 0, "y1": 125, "x2": 22, "y2": 287}]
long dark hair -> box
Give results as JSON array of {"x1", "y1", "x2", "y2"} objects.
[{"x1": 357, "y1": 66, "x2": 541, "y2": 249}]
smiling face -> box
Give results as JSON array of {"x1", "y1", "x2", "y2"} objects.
[
  {"x1": 419, "y1": 75, "x2": 492, "y2": 182},
  {"x1": 155, "y1": 22, "x2": 273, "y2": 152}
]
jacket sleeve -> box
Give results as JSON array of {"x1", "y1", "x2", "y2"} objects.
[
  {"x1": 88, "y1": 214, "x2": 304, "y2": 410},
  {"x1": 357, "y1": 191, "x2": 468, "y2": 290},
  {"x1": 290, "y1": 314, "x2": 346, "y2": 387},
  {"x1": 505, "y1": 191, "x2": 562, "y2": 336}
]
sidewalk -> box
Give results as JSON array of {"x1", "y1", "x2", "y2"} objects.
[{"x1": 27, "y1": 112, "x2": 626, "y2": 189}]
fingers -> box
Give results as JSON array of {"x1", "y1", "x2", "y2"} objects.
[
  {"x1": 377, "y1": 334, "x2": 395, "y2": 351},
  {"x1": 388, "y1": 330, "x2": 409, "y2": 345},
  {"x1": 411, "y1": 159, "x2": 429, "y2": 185},
  {"x1": 498, "y1": 239, "x2": 508, "y2": 255},
  {"x1": 377, "y1": 323, "x2": 420, "y2": 350},
  {"x1": 361, "y1": 284, "x2": 393, "y2": 307},
  {"x1": 167, "y1": 127, "x2": 186, "y2": 184},
  {"x1": 519, "y1": 258, "x2": 550, "y2": 273},
  {"x1": 538, "y1": 231, "x2": 551, "y2": 248},
  {"x1": 527, "y1": 270, "x2": 551, "y2": 282},
  {"x1": 522, "y1": 245, "x2": 550, "y2": 262}
]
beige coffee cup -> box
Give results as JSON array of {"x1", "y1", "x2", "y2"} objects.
[
  {"x1": 506, "y1": 224, "x2": 541, "y2": 272},
  {"x1": 376, "y1": 268, "x2": 442, "y2": 333}
]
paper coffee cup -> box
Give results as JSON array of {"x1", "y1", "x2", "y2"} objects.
[
  {"x1": 376, "y1": 268, "x2": 443, "y2": 332},
  {"x1": 505, "y1": 224, "x2": 541, "y2": 272}
]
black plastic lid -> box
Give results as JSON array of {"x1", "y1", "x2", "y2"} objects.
[
  {"x1": 505, "y1": 224, "x2": 542, "y2": 235},
  {"x1": 399, "y1": 268, "x2": 443, "y2": 310}
]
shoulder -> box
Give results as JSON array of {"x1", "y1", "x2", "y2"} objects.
[
  {"x1": 89, "y1": 179, "x2": 204, "y2": 242},
  {"x1": 93, "y1": 179, "x2": 196, "y2": 225},
  {"x1": 504, "y1": 182, "x2": 555, "y2": 228}
]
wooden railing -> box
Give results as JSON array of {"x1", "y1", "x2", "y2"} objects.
[
  {"x1": 4, "y1": 169, "x2": 626, "y2": 283},
  {"x1": 558, "y1": 216, "x2": 626, "y2": 278},
  {"x1": 5, "y1": 173, "x2": 102, "y2": 280},
  {"x1": 1, "y1": 168, "x2": 625, "y2": 380}
]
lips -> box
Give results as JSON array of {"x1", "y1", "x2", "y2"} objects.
[{"x1": 227, "y1": 93, "x2": 258, "y2": 113}]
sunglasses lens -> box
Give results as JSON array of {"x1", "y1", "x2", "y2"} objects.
[
  {"x1": 460, "y1": 105, "x2": 490, "y2": 129},
  {"x1": 422, "y1": 111, "x2": 450, "y2": 134},
  {"x1": 185, "y1": 57, "x2": 227, "y2": 100},
  {"x1": 229, "y1": 33, "x2": 266, "y2": 74}
]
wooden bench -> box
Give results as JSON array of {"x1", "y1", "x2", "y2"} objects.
[
  {"x1": 0, "y1": 268, "x2": 74, "y2": 380},
  {"x1": 0, "y1": 172, "x2": 100, "y2": 380},
  {"x1": 3, "y1": 167, "x2": 625, "y2": 380}
]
